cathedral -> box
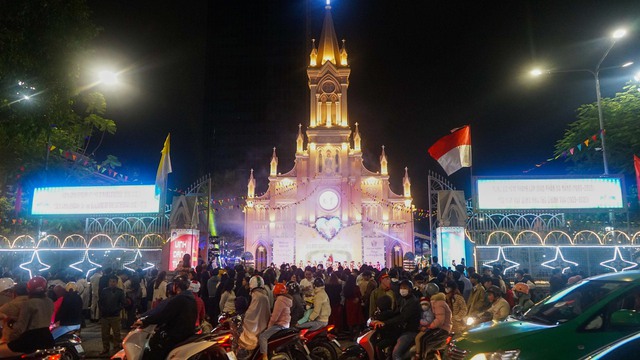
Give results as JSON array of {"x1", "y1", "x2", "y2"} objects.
[{"x1": 244, "y1": 3, "x2": 414, "y2": 270}]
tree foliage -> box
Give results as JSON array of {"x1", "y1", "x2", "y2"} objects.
[{"x1": 555, "y1": 84, "x2": 640, "y2": 175}]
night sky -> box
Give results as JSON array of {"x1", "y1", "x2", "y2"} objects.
[{"x1": 87, "y1": 0, "x2": 640, "y2": 210}]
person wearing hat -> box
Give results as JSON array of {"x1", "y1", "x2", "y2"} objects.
[
  {"x1": 51, "y1": 282, "x2": 83, "y2": 339},
  {"x1": 513, "y1": 282, "x2": 534, "y2": 313},
  {"x1": 237, "y1": 276, "x2": 270, "y2": 359},
  {"x1": 414, "y1": 292, "x2": 452, "y2": 360},
  {"x1": 0, "y1": 278, "x2": 16, "y2": 307},
  {"x1": 413, "y1": 297, "x2": 435, "y2": 359},
  {"x1": 369, "y1": 273, "x2": 395, "y2": 318},
  {"x1": 486, "y1": 285, "x2": 510, "y2": 321},
  {"x1": 297, "y1": 277, "x2": 331, "y2": 331}
]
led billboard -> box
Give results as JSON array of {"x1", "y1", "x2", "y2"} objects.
[
  {"x1": 437, "y1": 227, "x2": 466, "y2": 268},
  {"x1": 476, "y1": 177, "x2": 624, "y2": 210},
  {"x1": 32, "y1": 185, "x2": 160, "y2": 215},
  {"x1": 169, "y1": 229, "x2": 199, "y2": 270}
]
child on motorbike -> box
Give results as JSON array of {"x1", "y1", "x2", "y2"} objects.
[{"x1": 413, "y1": 297, "x2": 434, "y2": 359}]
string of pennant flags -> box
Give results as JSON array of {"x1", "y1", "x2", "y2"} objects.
[
  {"x1": 48, "y1": 145, "x2": 129, "y2": 181},
  {"x1": 523, "y1": 130, "x2": 604, "y2": 173}
]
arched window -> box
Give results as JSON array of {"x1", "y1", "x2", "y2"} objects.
[
  {"x1": 256, "y1": 245, "x2": 268, "y2": 271},
  {"x1": 391, "y1": 244, "x2": 403, "y2": 268}
]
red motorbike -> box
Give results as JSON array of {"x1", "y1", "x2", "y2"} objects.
[{"x1": 301, "y1": 325, "x2": 342, "y2": 360}]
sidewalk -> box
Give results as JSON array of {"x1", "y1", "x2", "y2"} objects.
[{"x1": 79, "y1": 320, "x2": 122, "y2": 359}]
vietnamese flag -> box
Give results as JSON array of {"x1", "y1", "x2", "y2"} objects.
[
  {"x1": 428, "y1": 125, "x2": 472, "y2": 176},
  {"x1": 634, "y1": 155, "x2": 640, "y2": 203}
]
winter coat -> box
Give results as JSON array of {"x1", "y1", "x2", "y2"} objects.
[
  {"x1": 466, "y1": 284, "x2": 487, "y2": 317},
  {"x1": 516, "y1": 293, "x2": 534, "y2": 312},
  {"x1": 309, "y1": 287, "x2": 331, "y2": 323},
  {"x1": 488, "y1": 297, "x2": 510, "y2": 321},
  {"x1": 448, "y1": 293, "x2": 467, "y2": 334},
  {"x1": 239, "y1": 288, "x2": 270, "y2": 350},
  {"x1": 269, "y1": 294, "x2": 293, "y2": 328},
  {"x1": 369, "y1": 286, "x2": 396, "y2": 317},
  {"x1": 429, "y1": 295, "x2": 452, "y2": 332},
  {"x1": 290, "y1": 293, "x2": 305, "y2": 326},
  {"x1": 383, "y1": 294, "x2": 421, "y2": 333}
]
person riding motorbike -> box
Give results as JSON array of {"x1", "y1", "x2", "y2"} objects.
[
  {"x1": 258, "y1": 283, "x2": 292, "y2": 360},
  {"x1": 486, "y1": 285, "x2": 510, "y2": 321},
  {"x1": 370, "y1": 279, "x2": 421, "y2": 360},
  {"x1": 513, "y1": 282, "x2": 534, "y2": 313},
  {"x1": 133, "y1": 275, "x2": 197, "y2": 360},
  {"x1": 0, "y1": 276, "x2": 54, "y2": 357},
  {"x1": 297, "y1": 277, "x2": 331, "y2": 331},
  {"x1": 287, "y1": 281, "x2": 305, "y2": 326},
  {"x1": 236, "y1": 275, "x2": 270, "y2": 360},
  {"x1": 52, "y1": 282, "x2": 83, "y2": 339},
  {"x1": 414, "y1": 292, "x2": 451, "y2": 360}
]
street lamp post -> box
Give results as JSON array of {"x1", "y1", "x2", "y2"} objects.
[{"x1": 531, "y1": 28, "x2": 628, "y2": 175}]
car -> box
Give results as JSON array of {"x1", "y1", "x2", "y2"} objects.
[
  {"x1": 580, "y1": 331, "x2": 640, "y2": 359},
  {"x1": 446, "y1": 271, "x2": 640, "y2": 360}
]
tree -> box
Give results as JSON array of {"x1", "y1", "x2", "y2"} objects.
[
  {"x1": 0, "y1": 1, "x2": 119, "y2": 233},
  {"x1": 555, "y1": 84, "x2": 640, "y2": 175}
]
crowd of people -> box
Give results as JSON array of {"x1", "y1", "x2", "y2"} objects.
[{"x1": 0, "y1": 253, "x2": 579, "y2": 359}]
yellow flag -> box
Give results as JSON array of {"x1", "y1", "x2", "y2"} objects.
[{"x1": 155, "y1": 134, "x2": 172, "y2": 197}]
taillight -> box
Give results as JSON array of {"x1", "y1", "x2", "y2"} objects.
[
  {"x1": 216, "y1": 334, "x2": 232, "y2": 344},
  {"x1": 44, "y1": 355, "x2": 62, "y2": 360},
  {"x1": 326, "y1": 325, "x2": 335, "y2": 333},
  {"x1": 299, "y1": 329, "x2": 309, "y2": 338}
]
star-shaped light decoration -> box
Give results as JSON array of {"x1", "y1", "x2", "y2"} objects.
[
  {"x1": 541, "y1": 247, "x2": 578, "y2": 274},
  {"x1": 600, "y1": 247, "x2": 638, "y2": 273},
  {"x1": 69, "y1": 251, "x2": 102, "y2": 278},
  {"x1": 483, "y1": 247, "x2": 520, "y2": 275},
  {"x1": 19, "y1": 251, "x2": 51, "y2": 278},
  {"x1": 123, "y1": 250, "x2": 155, "y2": 272}
]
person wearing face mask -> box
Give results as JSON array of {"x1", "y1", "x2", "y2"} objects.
[
  {"x1": 444, "y1": 280, "x2": 467, "y2": 334},
  {"x1": 370, "y1": 279, "x2": 420, "y2": 360},
  {"x1": 413, "y1": 297, "x2": 435, "y2": 359},
  {"x1": 414, "y1": 292, "x2": 451, "y2": 360}
]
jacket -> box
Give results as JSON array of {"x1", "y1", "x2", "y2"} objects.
[
  {"x1": 383, "y1": 294, "x2": 421, "y2": 332},
  {"x1": 466, "y1": 284, "x2": 486, "y2": 317},
  {"x1": 448, "y1": 293, "x2": 467, "y2": 334},
  {"x1": 269, "y1": 294, "x2": 293, "y2": 328},
  {"x1": 0, "y1": 295, "x2": 28, "y2": 342},
  {"x1": 99, "y1": 286, "x2": 126, "y2": 317},
  {"x1": 429, "y1": 297, "x2": 452, "y2": 332},
  {"x1": 290, "y1": 293, "x2": 305, "y2": 326},
  {"x1": 12, "y1": 297, "x2": 54, "y2": 338},
  {"x1": 56, "y1": 291, "x2": 83, "y2": 326},
  {"x1": 142, "y1": 290, "x2": 197, "y2": 343},
  {"x1": 369, "y1": 286, "x2": 395, "y2": 317},
  {"x1": 309, "y1": 287, "x2": 331, "y2": 323},
  {"x1": 488, "y1": 297, "x2": 510, "y2": 321},
  {"x1": 516, "y1": 293, "x2": 534, "y2": 312},
  {"x1": 239, "y1": 288, "x2": 270, "y2": 350},
  {"x1": 219, "y1": 290, "x2": 236, "y2": 313}
]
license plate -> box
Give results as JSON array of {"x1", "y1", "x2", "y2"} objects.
[
  {"x1": 226, "y1": 351, "x2": 237, "y2": 360},
  {"x1": 74, "y1": 344, "x2": 84, "y2": 353}
]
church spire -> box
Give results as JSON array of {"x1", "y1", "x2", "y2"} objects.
[
  {"x1": 317, "y1": 0, "x2": 341, "y2": 66},
  {"x1": 270, "y1": 147, "x2": 278, "y2": 176},
  {"x1": 353, "y1": 122, "x2": 361, "y2": 152},
  {"x1": 403, "y1": 167, "x2": 411, "y2": 197},
  {"x1": 296, "y1": 124, "x2": 304, "y2": 154},
  {"x1": 340, "y1": 39, "x2": 348, "y2": 66},
  {"x1": 380, "y1": 145, "x2": 388, "y2": 175},
  {"x1": 309, "y1": 39, "x2": 318, "y2": 67},
  {"x1": 247, "y1": 169, "x2": 256, "y2": 199}
]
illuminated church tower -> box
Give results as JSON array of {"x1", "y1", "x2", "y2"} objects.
[{"x1": 244, "y1": 2, "x2": 414, "y2": 270}]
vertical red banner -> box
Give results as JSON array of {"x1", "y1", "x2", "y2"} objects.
[{"x1": 634, "y1": 155, "x2": 640, "y2": 203}]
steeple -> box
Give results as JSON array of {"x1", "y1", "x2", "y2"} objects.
[
  {"x1": 309, "y1": 39, "x2": 318, "y2": 67},
  {"x1": 380, "y1": 145, "x2": 388, "y2": 175},
  {"x1": 270, "y1": 147, "x2": 278, "y2": 176},
  {"x1": 247, "y1": 169, "x2": 256, "y2": 199},
  {"x1": 353, "y1": 122, "x2": 361, "y2": 152},
  {"x1": 340, "y1": 39, "x2": 348, "y2": 66},
  {"x1": 296, "y1": 124, "x2": 304, "y2": 154},
  {"x1": 317, "y1": 0, "x2": 341, "y2": 66},
  {"x1": 403, "y1": 167, "x2": 411, "y2": 197}
]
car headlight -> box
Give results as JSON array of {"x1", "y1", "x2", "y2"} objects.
[{"x1": 470, "y1": 350, "x2": 520, "y2": 360}]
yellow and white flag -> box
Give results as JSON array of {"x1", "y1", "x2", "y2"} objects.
[{"x1": 155, "y1": 134, "x2": 172, "y2": 197}]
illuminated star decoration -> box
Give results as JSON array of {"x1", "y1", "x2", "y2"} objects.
[
  {"x1": 541, "y1": 247, "x2": 578, "y2": 274},
  {"x1": 123, "y1": 250, "x2": 155, "y2": 272},
  {"x1": 69, "y1": 251, "x2": 102, "y2": 278},
  {"x1": 19, "y1": 251, "x2": 51, "y2": 278},
  {"x1": 483, "y1": 247, "x2": 520, "y2": 275},
  {"x1": 600, "y1": 247, "x2": 638, "y2": 273}
]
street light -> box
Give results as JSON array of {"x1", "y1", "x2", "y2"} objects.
[{"x1": 530, "y1": 28, "x2": 628, "y2": 175}]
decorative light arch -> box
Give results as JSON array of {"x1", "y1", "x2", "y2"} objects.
[
  {"x1": 486, "y1": 231, "x2": 515, "y2": 245},
  {"x1": 514, "y1": 230, "x2": 543, "y2": 245},
  {"x1": 602, "y1": 230, "x2": 631, "y2": 245},
  {"x1": 574, "y1": 230, "x2": 603, "y2": 245},
  {"x1": 543, "y1": 230, "x2": 574, "y2": 246}
]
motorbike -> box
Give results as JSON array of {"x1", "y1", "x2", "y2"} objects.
[
  {"x1": 110, "y1": 323, "x2": 225, "y2": 360},
  {"x1": 339, "y1": 322, "x2": 450, "y2": 360},
  {"x1": 5, "y1": 347, "x2": 66, "y2": 360},
  {"x1": 302, "y1": 324, "x2": 342, "y2": 360},
  {"x1": 52, "y1": 327, "x2": 84, "y2": 360}
]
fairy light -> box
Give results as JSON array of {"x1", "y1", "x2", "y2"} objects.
[
  {"x1": 19, "y1": 251, "x2": 51, "y2": 278},
  {"x1": 541, "y1": 246, "x2": 578, "y2": 273},
  {"x1": 123, "y1": 249, "x2": 155, "y2": 272},
  {"x1": 600, "y1": 247, "x2": 638, "y2": 273},
  {"x1": 69, "y1": 250, "x2": 102, "y2": 278},
  {"x1": 482, "y1": 246, "x2": 520, "y2": 274}
]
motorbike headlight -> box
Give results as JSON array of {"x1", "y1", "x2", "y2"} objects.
[
  {"x1": 470, "y1": 350, "x2": 520, "y2": 360},
  {"x1": 466, "y1": 317, "x2": 476, "y2": 326}
]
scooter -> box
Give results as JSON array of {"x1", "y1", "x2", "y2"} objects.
[
  {"x1": 111, "y1": 323, "x2": 225, "y2": 360},
  {"x1": 5, "y1": 347, "x2": 66, "y2": 360},
  {"x1": 302, "y1": 324, "x2": 342, "y2": 360},
  {"x1": 52, "y1": 327, "x2": 84, "y2": 360}
]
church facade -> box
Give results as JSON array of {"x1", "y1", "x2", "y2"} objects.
[{"x1": 244, "y1": 3, "x2": 414, "y2": 270}]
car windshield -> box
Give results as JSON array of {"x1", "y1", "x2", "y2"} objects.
[{"x1": 524, "y1": 280, "x2": 627, "y2": 325}]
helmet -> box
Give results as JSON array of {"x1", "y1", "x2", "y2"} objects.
[
  {"x1": 286, "y1": 281, "x2": 300, "y2": 294},
  {"x1": 399, "y1": 279, "x2": 413, "y2": 289},
  {"x1": 189, "y1": 280, "x2": 201, "y2": 293},
  {"x1": 486, "y1": 285, "x2": 503, "y2": 297},
  {"x1": 65, "y1": 282, "x2": 78, "y2": 292},
  {"x1": 173, "y1": 275, "x2": 191, "y2": 291},
  {"x1": 313, "y1": 277, "x2": 325, "y2": 288},
  {"x1": 425, "y1": 283, "x2": 440, "y2": 297},
  {"x1": 0, "y1": 278, "x2": 16, "y2": 293},
  {"x1": 273, "y1": 283, "x2": 287, "y2": 296},
  {"x1": 27, "y1": 276, "x2": 47, "y2": 295},
  {"x1": 249, "y1": 275, "x2": 264, "y2": 290},
  {"x1": 513, "y1": 282, "x2": 529, "y2": 294}
]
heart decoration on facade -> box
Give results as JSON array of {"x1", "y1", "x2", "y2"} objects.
[{"x1": 315, "y1": 216, "x2": 342, "y2": 241}]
